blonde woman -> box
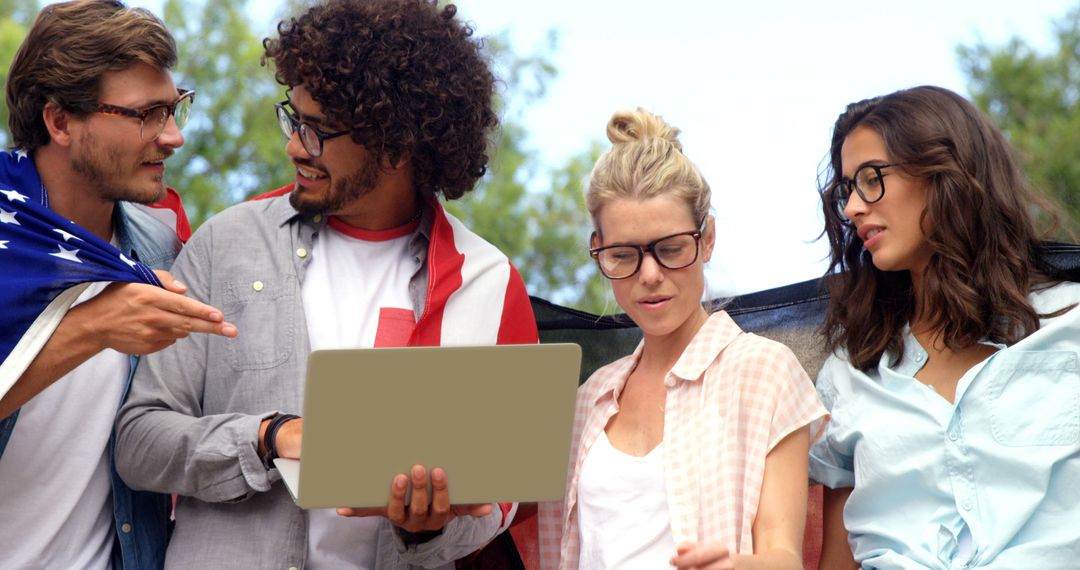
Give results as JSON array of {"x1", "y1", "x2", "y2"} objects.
[{"x1": 538, "y1": 109, "x2": 825, "y2": 569}]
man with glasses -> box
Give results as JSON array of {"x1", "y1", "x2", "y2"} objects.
[
  {"x1": 116, "y1": 0, "x2": 537, "y2": 567},
  {"x1": 0, "y1": 2, "x2": 235, "y2": 568}
]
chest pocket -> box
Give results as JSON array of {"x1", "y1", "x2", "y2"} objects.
[
  {"x1": 987, "y1": 351, "x2": 1080, "y2": 446},
  {"x1": 221, "y1": 275, "x2": 296, "y2": 371}
]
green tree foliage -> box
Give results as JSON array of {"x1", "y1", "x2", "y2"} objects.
[
  {"x1": 162, "y1": 0, "x2": 293, "y2": 226},
  {"x1": 959, "y1": 6, "x2": 1080, "y2": 236},
  {"x1": 0, "y1": 0, "x2": 36, "y2": 147},
  {"x1": 446, "y1": 32, "x2": 608, "y2": 312}
]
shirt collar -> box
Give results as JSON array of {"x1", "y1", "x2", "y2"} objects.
[
  {"x1": 591, "y1": 310, "x2": 745, "y2": 405},
  {"x1": 669, "y1": 310, "x2": 744, "y2": 381},
  {"x1": 270, "y1": 188, "x2": 435, "y2": 244},
  {"x1": 591, "y1": 343, "x2": 644, "y2": 405}
]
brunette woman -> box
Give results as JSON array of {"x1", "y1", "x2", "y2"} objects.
[{"x1": 812, "y1": 85, "x2": 1080, "y2": 569}]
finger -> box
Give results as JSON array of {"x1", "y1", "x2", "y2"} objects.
[
  {"x1": 429, "y1": 467, "x2": 450, "y2": 522},
  {"x1": 450, "y1": 502, "x2": 493, "y2": 518},
  {"x1": 385, "y1": 474, "x2": 408, "y2": 524},
  {"x1": 467, "y1": 503, "x2": 493, "y2": 517},
  {"x1": 157, "y1": 314, "x2": 236, "y2": 338},
  {"x1": 153, "y1": 269, "x2": 187, "y2": 293},
  {"x1": 408, "y1": 465, "x2": 430, "y2": 521},
  {"x1": 670, "y1": 544, "x2": 730, "y2": 569},
  {"x1": 145, "y1": 287, "x2": 225, "y2": 324},
  {"x1": 337, "y1": 507, "x2": 386, "y2": 518}
]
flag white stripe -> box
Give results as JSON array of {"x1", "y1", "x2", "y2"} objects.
[
  {"x1": 439, "y1": 211, "x2": 509, "y2": 346},
  {"x1": 0, "y1": 283, "x2": 93, "y2": 399}
]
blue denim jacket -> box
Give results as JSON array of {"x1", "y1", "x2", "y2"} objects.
[{"x1": 0, "y1": 198, "x2": 179, "y2": 570}]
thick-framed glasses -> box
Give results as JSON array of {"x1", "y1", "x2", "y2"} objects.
[
  {"x1": 590, "y1": 229, "x2": 703, "y2": 280},
  {"x1": 94, "y1": 88, "x2": 194, "y2": 142},
  {"x1": 274, "y1": 101, "x2": 351, "y2": 158},
  {"x1": 831, "y1": 163, "x2": 904, "y2": 219}
]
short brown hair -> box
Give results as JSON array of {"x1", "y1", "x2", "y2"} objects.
[
  {"x1": 7, "y1": 0, "x2": 177, "y2": 152},
  {"x1": 263, "y1": 0, "x2": 497, "y2": 200}
]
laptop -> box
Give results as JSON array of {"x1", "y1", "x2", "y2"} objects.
[{"x1": 274, "y1": 343, "x2": 582, "y2": 509}]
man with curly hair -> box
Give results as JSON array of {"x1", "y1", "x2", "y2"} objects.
[{"x1": 114, "y1": 0, "x2": 538, "y2": 567}]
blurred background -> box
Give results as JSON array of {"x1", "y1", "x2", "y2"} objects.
[{"x1": 1, "y1": 0, "x2": 1078, "y2": 311}]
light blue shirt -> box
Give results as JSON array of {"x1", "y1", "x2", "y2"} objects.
[{"x1": 810, "y1": 281, "x2": 1080, "y2": 570}]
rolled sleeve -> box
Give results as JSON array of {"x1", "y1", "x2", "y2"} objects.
[
  {"x1": 378, "y1": 508, "x2": 502, "y2": 568},
  {"x1": 115, "y1": 223, "x2": 277, "y2": 502},
  {"x1": 808, "y1": 364, "x2": 855, "y2": 488}
]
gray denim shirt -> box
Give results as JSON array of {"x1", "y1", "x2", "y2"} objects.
[{"x1": 115, "y1": 196, "x2": 503, "y2": 569}]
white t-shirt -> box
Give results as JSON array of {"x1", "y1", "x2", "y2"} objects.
[
  {"x1": 577, "y1": 430, "x2": 677, "y2": 569},
  {"x1": 302, "y1": 215, "x2": 421, "y2": 569},
  {"x1": 0, "y1": 280, "x2": 129, "y2": 570}
]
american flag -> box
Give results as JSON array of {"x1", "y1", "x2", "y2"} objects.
[{"x1": 0, "y1": 148, "x2": 163, "y2": 398}]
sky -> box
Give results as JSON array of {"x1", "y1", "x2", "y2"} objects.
[{"x1": 141, "y1": 0, "x2": 1077, "y2": 296}]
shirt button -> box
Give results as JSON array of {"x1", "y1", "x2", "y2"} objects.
[
  {"x1": 963, "y1": 501, "x2": 973, "y2": 511},
  {"x1": 252, "y1": 280, "x2": 264, "y2": 292},
  {"x1": 121, "y1": 523, "x2": 132, "y2": 533},
  {"x1": 914, "y1": 353, "x2": 925, "y2": 362},
  {"x1": 948, "y1": 430, "x2": 958, "y2": 441},
  {"x1": 296, "y1": 247, "x2": 308, "y2": 258},
  {"x1": 313, "y1": 214, "x2": 323, "y2": 223}
]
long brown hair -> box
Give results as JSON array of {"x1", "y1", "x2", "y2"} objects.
[{"x1": 819, "y1": 85, "x2": 1059, "y2": 371}]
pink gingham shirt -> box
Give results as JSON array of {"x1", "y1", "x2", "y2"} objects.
[{"x1": 537, "y1": 311, "x2": 825, "y2": 569}]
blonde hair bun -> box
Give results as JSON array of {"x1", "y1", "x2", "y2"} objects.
[
  {"x1": 586, "y1": 107, "x2": 710, "y2": 228},
  {"x1": 607, "y1": 107, "x2": 683, "y2": 152}
]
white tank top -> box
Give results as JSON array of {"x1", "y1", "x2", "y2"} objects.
[
  {"x1": 576, "y1": 430, "x2": 676, "y2": 569},
  {"x1": 0, "y1": 280, "x2": 127, "y2": 570}
]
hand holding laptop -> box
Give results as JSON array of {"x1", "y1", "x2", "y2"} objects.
[
  {"x1": 262, "y1": 413, "x2": 492, "y2": 533},
  {"x1": 272, "y1": 345, "x2": 581, "y2": 511},
  {"x1": 336, "y1": 464, "x2": 493, "y2": 533}
]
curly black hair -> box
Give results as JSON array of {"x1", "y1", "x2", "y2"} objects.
[{"x1": 263, "y1": 0, "x2": 497, "y2": 200}]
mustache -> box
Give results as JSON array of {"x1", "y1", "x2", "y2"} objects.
[
  {"x1": 142, "y1": 149, "x2": 175, "y2": 162},
  {"x1": 292, "y1": 157, "x2": 323, "y2": 170}
]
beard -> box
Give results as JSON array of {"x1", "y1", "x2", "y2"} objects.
[
  {"x1": 289, "y1": 151, "x2": 380, "y2": 215},
  {"x1": 71, "y1": 129, "x2": 169, "y2": 204}
]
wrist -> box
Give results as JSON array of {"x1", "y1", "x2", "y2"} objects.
[
  {"x1": 258, "y1": 418, "x2": 271, "y2": 458},
  {"x1": 61, "y1": 303, "x2": 109, "y2": 354},
  {"x1": 261, "y1": 413, "x2": 300, "y2": 469}
]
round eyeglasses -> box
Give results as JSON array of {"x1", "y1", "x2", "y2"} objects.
[
  {"x1": 274, "y1": 101, "x2": 351, "y2": 158},
  {"x1": 831, "y1": 163, "x2": 903, "y2": 219},
  {"x1": 93, "y1": 88, "x2": 194, "y2": 142},
  {"x1": 589, "y1": 229, "x2": 703, "y2": 280}
]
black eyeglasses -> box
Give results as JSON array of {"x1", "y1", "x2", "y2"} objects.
[
  {"x1": 589, "y1": 228, "x2": 704, "y2": 280},
  {"x1": 832, "y1": 163, "x2": 905, "y2": 219},
  {"x1": 94, "y1": 88, "x2": 194, "y2": 142},
  {"x1": 274, "y1": 101, "x2": 351, "y2": 158}
]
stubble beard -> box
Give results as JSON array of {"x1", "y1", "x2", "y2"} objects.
[
  {"x1": 289, "y1": 152, "x2": 380, "y2": 215},
  {"x1": 71, "y1": 129, "x2": 167, "y2": 205}
]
